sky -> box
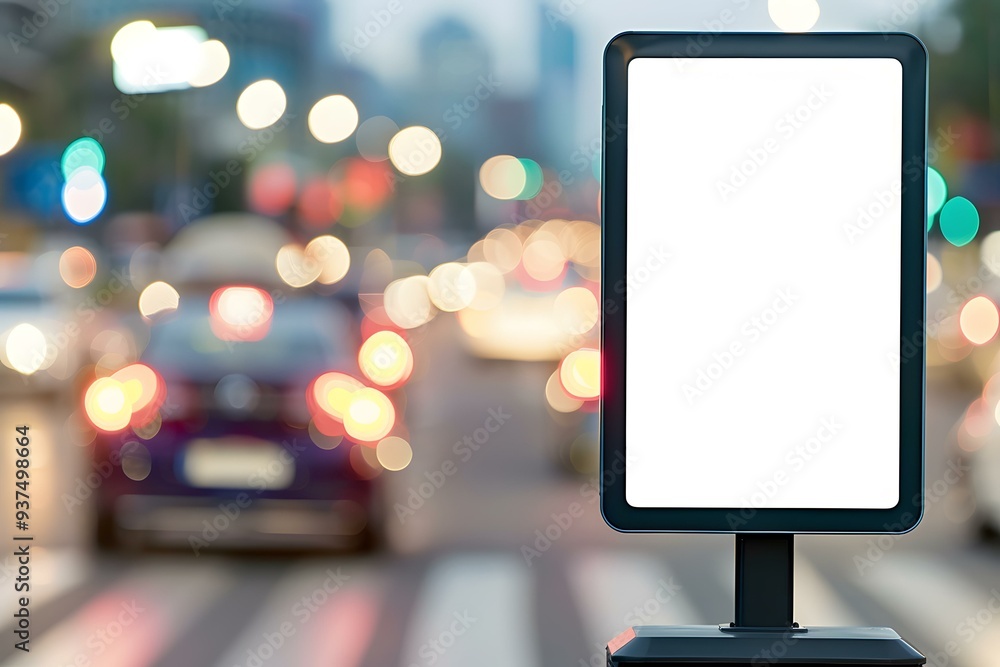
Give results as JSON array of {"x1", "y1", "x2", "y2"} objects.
[{"x1": 329, "y1": 0, "x2": 950, "y2": 144}]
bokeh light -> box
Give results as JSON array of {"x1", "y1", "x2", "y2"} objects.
[
  {"x1": 111, "y1": 363, "x2": 165, "y2": 424},
  {"x1": 428, "y1": 262, "x2": 477, "y2": 312},
  {"x1": 982, "y1": 231, "x2": 1000, "y2": 277},
  {"x1": 276, "y1": 243, "x2": 321, "y2": 288},
  {"x1": 959, "y1": 296, "x2": 999, "y2": 345},
  {"x1": 926, "y1": 253, "x2": 942, "y2": 293},
  {"x1": 939, "y1": 196, "x2": 979, "y2": 247},
  {"x1": 138, "y1": 281, "x2": 180, "y2": 318},
  {"x1": 308, "y1": 95, "x2": 359, "y2": 143},
  {"x1": 376, "y1": 436, "x2": 412, "y2": 471},
  {"x1": 927, "y1": 167, "x2": 947, "y2": 230},
  {"x1": 559, "y1": 348, "x2": 600, "y2": 400},
  {"x1": 58, "y1": 246, "x2": 97, "y2": 288},
  {"x1": 248, "y1": 162, "x2": 297, "y2": 215},
  {"x1": 0, "y1": 103, "x2": 20, "y2": 156},
  {"x1": 359, "y1": 330, "x2": 414, "y2": 388},
  {"x1": 483, "y1": 228, "x2": 523, "y2": 273},
  {"x1": 236, "y1": 79, "x2": 287, "y2": 130},
  {"x1": 343, "y1": 387, "x2": 395, "y2": 442},
  {"x1": 479, "y1": 155, "x2": 543, "y2": 200},
  {"x1": 768, "y1": 0, "x2": 820, "y2": 32},
  {"x1": 84, "y1": 377, "x2": 131, "y2": 432},
  {"x1": 522, "y1": 232, "x2": 566, "y2": 282},
  {"x1": 553, "y1": 287, "x2": 599, "y2": 335},
  {"x1": 209, "y1": 286, "x2": 274, "y2": 342},
  {"x1": 545, "y1": 370, "x2": 583, "y2": 413},
  {"x1": 110, "y1": 20, "x2": 156, "y2": 62},
  {"x1": 3, "y1": 323, "x2": 50, "y2": 375},
  {"x1": 480, "y1": 155, "x2": 526, "y2": 200},
  {"x1": 384, "y1": 275, "x2": 436, "y2": 329},
  {"x1": 305, "y1": 235, "x2": 351, "y2": 285},
  {"x1": 188, "y1": 39, "x2": 230, "y2": 87},
  {"x1": 388, "y1": 126, "x2": 442, "y2": 176},
  {"x1": 61, "y1": 137, "x2": 106, "y2": 181},
  {"x1": 62, "y1": 166, "x2": 107, "y2": 224}
]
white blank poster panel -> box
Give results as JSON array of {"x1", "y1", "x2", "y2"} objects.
[{"x1": 625, "y1": 58, "x2": 903, "y2": 509}]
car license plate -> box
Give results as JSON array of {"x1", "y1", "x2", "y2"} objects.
[{"x1": 182, "y1": 437, "x2": 294, "y2": 489}]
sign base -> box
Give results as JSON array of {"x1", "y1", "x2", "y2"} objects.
[{"x1": 606, "y1": 625, "x2": 925, "y2": 665}]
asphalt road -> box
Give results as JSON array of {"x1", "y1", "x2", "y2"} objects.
[{"x1": 0, "y1": 318, "x2": 997, "y2": 667}]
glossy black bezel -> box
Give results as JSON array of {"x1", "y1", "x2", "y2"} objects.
[{"x1": 601, "y1": 32, "x2": 927, "y2": 533}]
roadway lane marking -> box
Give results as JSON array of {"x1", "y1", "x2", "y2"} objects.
[
  {"x1": 862, "y1": 552, "x2": 1000, "y2": 667},
  {"x1": 568, "y1": 550, "x2": 700, "y2": 654},
  {"x1": 714, "y1": 551, "x2": 862, "y2": 628},
  {"x1": 0, "y1": 560, "x2": 231, "y2": 667},
  {"x1": 211, "y1": 562, "x2": 377, "y2": 667},
  {"x1": 399, "y1": 554, "x2": 537, "y2": 667},
  {"x1": 793, "y1": 549, "x2": 865, "y2": 627}
]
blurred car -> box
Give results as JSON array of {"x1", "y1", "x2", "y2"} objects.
[{"x1": 87, "y1": 288, "x2": 379, "y2": 551}]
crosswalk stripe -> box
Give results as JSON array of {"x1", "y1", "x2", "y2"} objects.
[
  {"x1": 399, "y1": 553, "x2": 538, "y2": 667},
  {"x1": 793, "y1": 549, "x2": 865, "y2": 627},
  {"x1": 862, "y1": 552, "x2": 1000, "y2": 667},
  {"x1": 568, "y1": 550, "x2": 701, "y2": 659},
  {"x1": 1, "y1": 559, "x2": 231, "y2": 667},
  {"x1": 714, "y1": 551, "x2": 865, "y2": 628},
  {"x1": 211, "y1": 560, "x2": 379, "y2": 667}
]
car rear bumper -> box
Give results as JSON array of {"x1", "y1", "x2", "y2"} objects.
[{"x1": 108, "y1": 494, "x2": 372, "y2": 550}]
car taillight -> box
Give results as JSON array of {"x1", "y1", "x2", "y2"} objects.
[
  {"x1": 306, "y1": 371, "x2": 395, "y2": 444},
  {"x1": 209, "y1": 286, "x2": 273, "y2": 342},
  {"x1": 83, "y1": 363, "x2": 165, "y2": 433}
]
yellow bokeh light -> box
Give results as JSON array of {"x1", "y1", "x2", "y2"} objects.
[
  {"x1": 479, "y1": 155, "x2": 526, "y2": 200},
  {"x1": 138, "y1": 281, "x2": 180, "y2": 318},
  {"x1": 560, "y1": 348, "x2": 600, "y2": 400},
  {"x1": 428, "y1": 262, "x2": 477, "y2": 312},
  {"x1": 0, "y1": 103, "x2": 22, "y2": 157},
  {"x1": 111, "y1": 363, "x2": 159, "y2": 412},
  {"x1": 768, "y1": 0, "x2": 820, "y2": 32},
  {"x1": 960, "y1": 296, "x2": 999, "y2": 345},
  {"x1": 3, "y1": 323, "x2": 50, "y2": 375},
  {"x1": 110, "y1": 20, "x2": 157, "y2": 62},
  {"x1": 545, "y1": 370, "x2": 583, "y2": 413},
  {"x1": 59, "y1": 246, "x2": 97, "y2": 289},
  {"x1": 188, "y1": 39, "x2": 230, "y2": 87},
  {"x1": 384, "y1": 275, "x2": 436, "y2": 329},
  {"x1": 388, "y1": 126, "x2": 442, "y2": 176},
  {"x1": 216, "y1": 287, "x2": 270, "y2": 327},
  {"x1": 305, "y1": 235, "x2": 351, "y2": 285},
  {"x1": 343, "y1": 387, "x2": 395, "y2": 442},
  {"x1": 276, "y1": 243, "x2": 321, "y2": 288},
  {"x1": 483, "y1": 227, "x2": 523, "y2": 273},
  {"x1": 312, "y1": 372, "x2": 362, "y2": 421},
  {"x1": 85, "y1": 377, "x2": 132, "y2": 432},
  {"x1": 927, "y1": 253, "x2": 942, "y2": 293},
  {"x1": 359, "y1": 330, "x2": 413, "y2": 387},
  {"x1": 522, "y1": 233, "x2": 566, "y2": 281},
  {"x1": 376, "y1": 436, "x2": 413, "y2": 471},
  {"x1": 981, "y1": 231, "x2": 1000, "y2": 277},
  {"x1": 236, "y1": 79, "x2": 287, "y2": 130},
  {"x1": 307, "y1": 95, "x2": 359, "y2": 144},
  {"x1": 553, "y1": 287, "x2": 599, "y2": 335}
]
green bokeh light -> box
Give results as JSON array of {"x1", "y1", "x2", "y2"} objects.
[
  {"x1": 939, "y1": 196, "x2": 979, "y2": 247},
  {"x1": 516, "y1": 158, "x2": 543, "y2": 200},
  {"x1": 927, "y1": 167, "x2": 946, "y2": 231},
  {"x1": 61, "y1": 137, "x2": 105, "y2": 181}
]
